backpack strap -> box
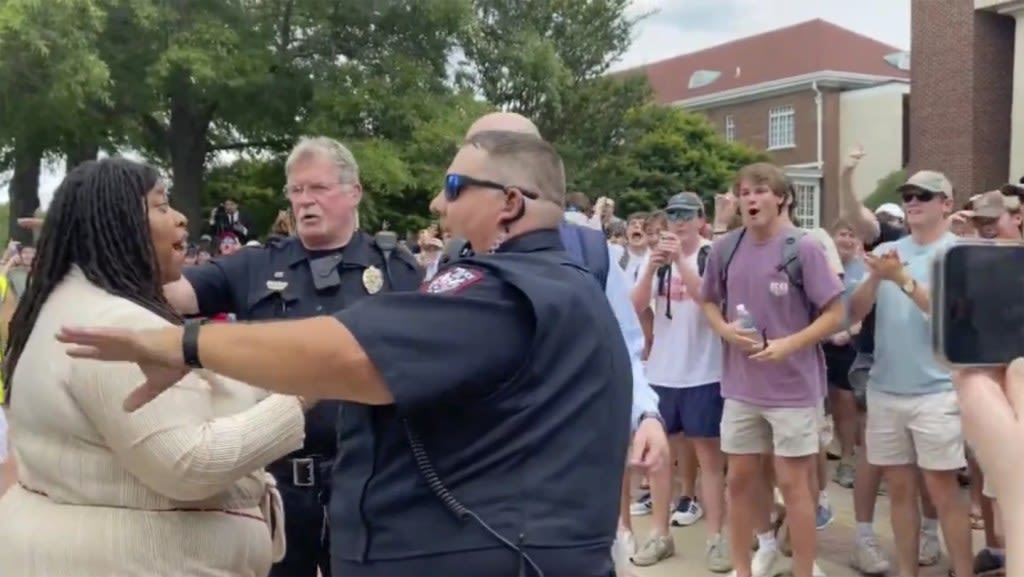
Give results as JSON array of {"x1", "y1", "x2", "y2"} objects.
[
  {"x1": 618, "y1": 248, "x2": 630, "y2": 269},
  {"x1": 697, "y1": 244, "x2": 712, "y2": 276},
  {"x1": 716, "y1": 228, "x2": 747, "y2": 313},
  {"x1": 778, "y1": 228, "x2": 816, "y2": 315}
]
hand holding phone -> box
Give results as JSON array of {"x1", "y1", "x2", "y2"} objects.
[{"x1": 933, "y1": 241, "x2": 1024, "y2": 366}]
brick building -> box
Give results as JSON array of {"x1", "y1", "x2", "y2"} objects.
[
  {"x1": 622, "y1": 20, "x2": 909, "y2": 227},
  {"x1": 911, "y1": 0, "x2": 1016, "y2": 203}
]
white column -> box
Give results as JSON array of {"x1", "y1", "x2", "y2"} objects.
[{"x1": 1007, "y1": 8, "x2": 1024, "y2": 182}]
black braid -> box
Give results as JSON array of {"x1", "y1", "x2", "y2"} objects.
[{"x1": 3, "y1": 158, "x2": 182, "y2": 403}]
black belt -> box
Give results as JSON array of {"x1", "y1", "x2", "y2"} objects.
[{"x1": 269, "y1": 455, "x2": 332, "y2": 488}]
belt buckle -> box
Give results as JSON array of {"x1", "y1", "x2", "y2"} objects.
[{"x1": 291, "y1": 457, "x2": 315, "y2": 487}]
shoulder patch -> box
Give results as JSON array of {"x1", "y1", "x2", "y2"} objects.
[{"x1": 421, "y1": 266, "x2": 484, "y2": 294}]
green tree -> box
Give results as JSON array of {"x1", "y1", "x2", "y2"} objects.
[
  {"x1": 577, "y1": 104, "x2": 767, "y2": 216},
  {"x1": 0, "y1": 0, "x2": 110, "y2": 242},
  {"x1": 864, "y1": 168, "x2": 907, "y2": 209}
]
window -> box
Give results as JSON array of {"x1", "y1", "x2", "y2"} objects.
[
  {"x1": 793, "y1": 181, "x2": 820, "y2": 229},
  {"x1": 768, "y1": 106, "x2": 795, "y2": 149},
  {"x1": 724, "y1": 115, "x2": 735, "y2": 142},
  {"x1": 688, "y1": 69, "x2": 721, "y2": 89}
]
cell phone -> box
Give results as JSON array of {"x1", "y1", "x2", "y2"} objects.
[{"x1": 932, "y1": 241, "x2": 1024, "y2": 367}]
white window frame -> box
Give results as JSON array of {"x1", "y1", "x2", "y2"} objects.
[
  {"x1": 792, "y1": 180, "x2": 820, "y2": 229},
  {"x1": 724, "y1": 115, "x2": 735, "y2": 142},
  {"x1": 767, "y1": 106, "x2": 795, "y2": 150}
]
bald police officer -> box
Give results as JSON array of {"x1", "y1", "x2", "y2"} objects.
[
  {"x1": 67, "y1": 130, "x2": 631, "y2": 577},
  {"x1": 163, "y1": 137, "x2": 421, "y2": 577}
]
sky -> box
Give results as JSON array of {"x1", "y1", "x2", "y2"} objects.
[{"x1": 2, "y1": 0, "x2": 912, "y2": 208}]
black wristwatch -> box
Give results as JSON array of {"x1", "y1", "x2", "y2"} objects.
[
  {"x1": 182, "y1": 320, "x2": 204, "y2": 369},
  {"x1": 638, "y1": 411, "x2": 665, "y2": 429}
]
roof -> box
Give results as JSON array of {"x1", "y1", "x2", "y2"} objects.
[{"x1": 619, "y1": 19, "x2": 910, "y2": 104}]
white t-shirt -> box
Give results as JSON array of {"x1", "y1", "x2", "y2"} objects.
[
  {"x1": 619, "y1": 248, "x2": 649, "y2": 284},
  {"x1": 644, "y1": 241, "x2": 723, "y2": 388}
]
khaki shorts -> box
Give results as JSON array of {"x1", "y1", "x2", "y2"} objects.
[
  {"x1": 721, "y1": 399, "x2": 821, "y2": 458},
  {"x1": 865, "y1": 389, "x2": 966, "y2": 471}
]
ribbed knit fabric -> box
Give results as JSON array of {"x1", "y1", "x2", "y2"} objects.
[{"x1": 0, "y1": 267, "x2": 306, "y2": 576}]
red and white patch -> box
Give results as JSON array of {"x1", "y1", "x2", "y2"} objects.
[{"x1": 422, "y1": 266, "x2": 484, "y2": 294}]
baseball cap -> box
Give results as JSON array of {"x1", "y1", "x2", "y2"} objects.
[
  {"x1": 665, "y1": 192, "x2": 704, "y2": 212},
  {"x1": 970, "y1": 190, "x2": 1020, "y2": 218},
  {"x1": 899, "y1": 170, "x2": 954, "y2": 196},
  {"x1": 874, "y1": 203, "x2": 905, "y2": 221}
]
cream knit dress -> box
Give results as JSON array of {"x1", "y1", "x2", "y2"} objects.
[{"x1": 0, "y1": 267, "x2": 306, "y2": 576}]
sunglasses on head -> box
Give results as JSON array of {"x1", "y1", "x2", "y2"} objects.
[
  {"x1": 444, "y1": 173, "x2": 539, "y2": 202},
  {"x1": 900, "y1": 188, "x2": 939, "y2": 203},
  {"x1": 665, "y1": 209, "x2": 701, "y2": 222}
]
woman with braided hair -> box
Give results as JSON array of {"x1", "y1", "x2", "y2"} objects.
[{"x1": 0, "y1": 158, "x2": 309, "y2": 576}]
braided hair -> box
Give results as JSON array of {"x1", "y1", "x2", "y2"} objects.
[{"x1": 3, "y1": 158, "x2": 182, "y2": 402}]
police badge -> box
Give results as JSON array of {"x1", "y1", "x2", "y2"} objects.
[{"x1": 362, "y1": 265, "x2": 384, "y2": 294}]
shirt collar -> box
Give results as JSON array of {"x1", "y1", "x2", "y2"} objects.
[
  {"x1": 283, "y1": 232, "x2": 374, "y2": 267},
  {"x1": 495, "y1": 228, "x2": 563, "y2": 254}
]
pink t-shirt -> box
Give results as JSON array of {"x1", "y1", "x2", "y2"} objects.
[{"x1": 701, "y1": 227, "x2": 843, "y2": 408}]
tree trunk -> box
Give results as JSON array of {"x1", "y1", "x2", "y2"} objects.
[
  {"x1": 64, "y1": 141, "x2": 100, "y2": 173},
  {"x1": 9, "y1": 146, "x2": 42, "y2": 245},
  {"x1": 168, "y1": 102, "x2": 212, "y2": 237}
]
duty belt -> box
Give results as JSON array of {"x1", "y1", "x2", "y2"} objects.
[{"x1": 269, "y1": 454, "x2": 331, "y2": 488}]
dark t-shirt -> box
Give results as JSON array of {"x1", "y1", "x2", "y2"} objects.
[{"x1": 855, "y1": 221, "x2": 907, "y2": 354}]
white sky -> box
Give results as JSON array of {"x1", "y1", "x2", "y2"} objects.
[{"x1": 3, "y1": 0, "x2": 911, "y2": 208}]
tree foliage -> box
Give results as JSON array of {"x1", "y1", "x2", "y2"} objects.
[{"x1": 2, "y1": 0, "x2": 776, "y2": 241}]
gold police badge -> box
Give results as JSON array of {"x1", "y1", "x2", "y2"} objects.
[{"x1": 362, "y1": 266, "x2": 383, "y2": 294}]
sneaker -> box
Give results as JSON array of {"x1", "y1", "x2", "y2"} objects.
[
  {"x1": 851, "y1": 537, "x2": 891, "y2": 575},
  {"x1": 750, "y1": 546, "x2": 779, "y2": 577},
  {"x1": 630, "y1": 533, "x2": 675, "y2": 567},
  {"x1": 833, "y1": 461, "x2": 855, "y2": 488},
  {"x1": 670, "y1": 496, "x2": 704, "y2": 526},
  {"x1": 706, "y1": 534, "x2": 733, "y2": 573},
  {"x1": 918, "y1": 531, "x2": 941, "y2": 566},
  {"x1": 812, "y1": 561, "x2": 827, "y2": 577},
  {"x1": 816, "y1": 502, "x2": 834, "y2": 531},
  {"x1": 612, "y1": 530, "x2": 636, "y2": 574},
  {"x1": 973, "y1": 548, "x2": 1006, "y2": 576},
  {"x1": 629, "y1": 492, "x2": 652, "y2": 516}
]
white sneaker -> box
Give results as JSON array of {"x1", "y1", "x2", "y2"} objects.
[
  {"x1": 812, "y1": 561, "x2": 827, "y2": 577},
  {"x1": 629, "y1": 493, "x2": 652, "y2": 516},
  {"x1": 851, "y1": 537, "x2": 890, "y2": 575},
  {"x1": 918, "y1": 530, "x2": 941, "y2": 566},
  {"x1": 750, "y1": 546, "x2": 779, "y2": 577},
  {"x1": 613, "y1": 530, "x2": 637, "y2": 574}
]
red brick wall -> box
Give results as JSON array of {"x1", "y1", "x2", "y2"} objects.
[{"x1": 910, "y1": 0, "x2": 1015, "y2": 203}]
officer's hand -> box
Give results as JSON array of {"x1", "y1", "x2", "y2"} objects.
[
  {"x1": 630, "y1": 416, "x2": 669, "y2": 472},
  {"x1": 57, "y1": 325, "x2": 188, "y2": 412}
]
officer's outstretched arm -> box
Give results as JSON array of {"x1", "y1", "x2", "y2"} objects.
[{"x1": 76, "y1": 265, "x2": 533, "y2": 410}]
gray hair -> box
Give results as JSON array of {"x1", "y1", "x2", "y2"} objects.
[{"x1": 285, "y1": 137, "x2": 360, "y2": 184}]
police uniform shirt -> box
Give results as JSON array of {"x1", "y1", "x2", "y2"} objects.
[
  {"x1": 325, "y1": 229, "x2": 632, "y2": 576},
  {"x1": 182, "y1": 232, "x2": 421, "y2": 456}
]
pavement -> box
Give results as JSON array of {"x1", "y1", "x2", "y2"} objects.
[{"x1": 625, "y1": 463, "x2": 988, "y2": 577}]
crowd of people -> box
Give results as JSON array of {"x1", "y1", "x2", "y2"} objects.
[{"x1": 0, "y1": 114, "x2": 1020, "y2": 577}]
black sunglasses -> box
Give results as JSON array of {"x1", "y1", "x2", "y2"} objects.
[
  {"x1": 665, "y1": 209, "x2": 701, "y2": 222},
  {"x1": 444, "y1": 173, "x2": 539, "y2": 202},
  {"x1": 900, "y1": 188, "x2": 939, "y2": 203}
]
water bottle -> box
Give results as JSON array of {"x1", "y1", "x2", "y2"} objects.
[{"x1": 735, "y1": 304, "x2": 757, "y2": 331}]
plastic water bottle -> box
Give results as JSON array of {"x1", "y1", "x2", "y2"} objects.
[{"x1": 735, "y1": 304, "x2": 757, "y2": 331}]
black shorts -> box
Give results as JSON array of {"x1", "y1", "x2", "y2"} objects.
[{"x1": 823, "y1": 343, "x2": 856, "y2": 391}]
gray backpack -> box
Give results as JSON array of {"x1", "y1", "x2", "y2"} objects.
[{"x1": 715, "y1": 227, "x2": 811, "y2": 315}]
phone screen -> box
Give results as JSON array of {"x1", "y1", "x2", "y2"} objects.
[{"x1": 938, "y1": 243, "x2": 1024, "y2": 365}]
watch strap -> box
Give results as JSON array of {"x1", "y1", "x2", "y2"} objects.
[
  {"x1": 638, "y1": 410, "x2": 665, "y2": 429},
  {"x1": 182, "y1": 320, "x2": 204, "y2": 369}
]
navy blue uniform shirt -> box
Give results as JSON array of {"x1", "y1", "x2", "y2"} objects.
[
  {"x1": 326, "y1": 228, "x2": 631, "y2": 576},
  {"x1": 183, "y1": 232, "x2": 421, "y2": 456}
]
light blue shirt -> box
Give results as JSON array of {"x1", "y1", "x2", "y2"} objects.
[
  {"x1": 868, "y1": 233, "x2": 956, "y2": 395},
  {"x1": 603, "y1": 247, "x2": 660, "y2": 428}
]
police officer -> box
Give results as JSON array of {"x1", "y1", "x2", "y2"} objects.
[
  {"x1": 66, "y1": 129, "x2": 632, "y2": 577},
  {"x1": 163, "y1": 136, "x2": 421, "y2": 577}
]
